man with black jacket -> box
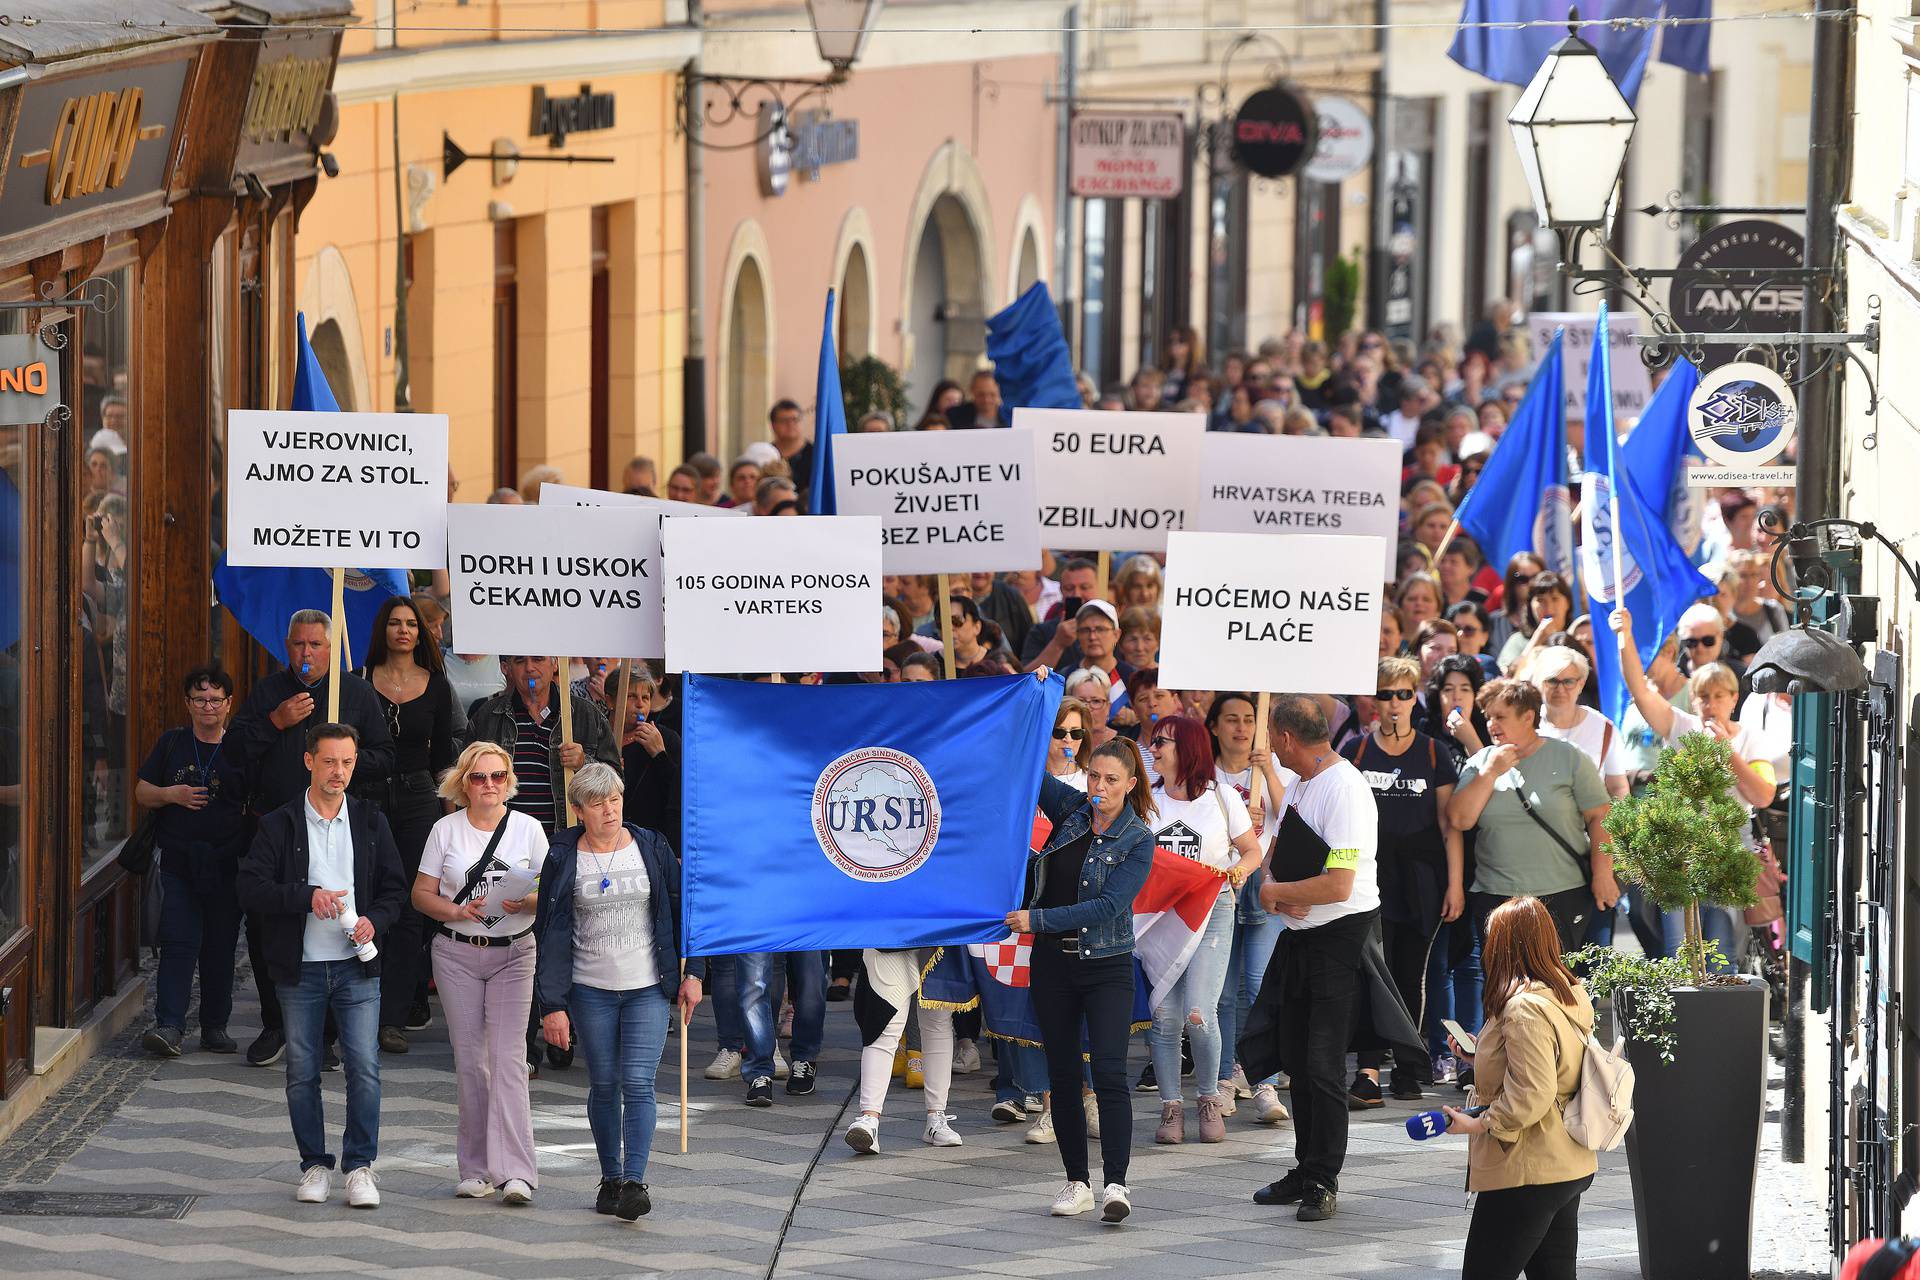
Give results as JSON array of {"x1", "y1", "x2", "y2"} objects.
[
  {"x1": 226, "y1": 609, "x2": 395, "y2": 1068},
  {"x1": 237, "y1": 723, "x2": 406, "y2": 1209}
]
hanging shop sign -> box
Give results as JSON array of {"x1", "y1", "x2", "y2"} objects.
[
  {"x1": 1069, "y1": 111, "x2": 1186, "y2": 199},
  {"x1": 1231, "y1": 84, "x2": 1316, "y2": 180},
  {"x1": 0, "y1": 334, "x2": 60, "y2": 427},
  {"x1": 758, "y1": 106, "x2": 792, "y2": 197},
  {"x1": 1301, "y1": 96, "x2": 1374, "y2": 184},
  {"x1": 1686, "y1": 360, "x2": 1799, "y2": 486},
  {"x1": 1669, "y1": 220, "x2": 1807, "y2": 372},
  {"x1": 532, "y1": 83, "x2": 616, "y2": 146},
  {"x1": 234, "y1": 28, "x2": 342, "y2": 178},
  {"x1": 791, "y1": 110, "x2": 859, "y2": 180}
]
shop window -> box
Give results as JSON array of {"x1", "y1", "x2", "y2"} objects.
[
  {"x1": 1081, "y1": 198, "x2": 1122, "y2": 390},
  {"x1": 0, "y1": 309, "x2": 20, "y2": 940},
  {"x1": 78, "y1": 266, "x2": 135, "y2": 875}
]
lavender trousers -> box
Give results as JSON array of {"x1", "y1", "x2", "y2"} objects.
[{"x1": 431, "y1": 932, "x2": 538, "y2": 1187}]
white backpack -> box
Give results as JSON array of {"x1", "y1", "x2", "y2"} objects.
[{"x1": 1552, "y1": 1002, "x2": 1636, "y2": 1151}]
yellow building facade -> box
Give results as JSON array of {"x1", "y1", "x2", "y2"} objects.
[{"x1": 295, "y1": 2, "x2": 695, "y2": 494}]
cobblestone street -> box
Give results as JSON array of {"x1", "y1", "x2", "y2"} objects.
[{"x1": 0, "y1": 963, "x2": 1828, "y2": 1280}]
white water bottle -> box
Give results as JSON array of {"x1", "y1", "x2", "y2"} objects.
[{"x1": 338, "y1": 909, "x2": 379, "y2": 962}]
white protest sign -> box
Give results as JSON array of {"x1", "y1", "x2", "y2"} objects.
[
  {"x1": 1195, "y1": 434, "x2": 1401, "y2": 578},
  {"x1": 226, "y1": 410, "x2": 449, "y2": 568},
  {"x1": 1012, "y1": 407, "x2": 1204, "y2": 552},
  {"x1": 831, "y1": 430, "x2": 1041, "y2": 574},
  {"x1": 1527, "y1": 311, "x2": 1653, "y2": 424},
  {"x1": 447, "y1": 503, "x2": 658, "y2": 658},
  {"x1": 1157, "y1": 531, "x2": 1385, "y2": 695},
  {"x1": 661, "y1": 515, "x2": 881, "y2": 673}
]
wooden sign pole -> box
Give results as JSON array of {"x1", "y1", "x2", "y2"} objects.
[
  {"x1": 937, "y1": 572, "x2": 957, "y2": 680},
  {"x1": 557, "y1": 657, "x2": 576, "y2": 826},
  {"x1": 612, "y1": 658, "x2": 634, "y2": 740},
  {"x1": 326, "y1": 567, "x2": 345, "y2": 721},
  {"x1": 679, "y1": 958, "x2": 690, "y2": 1154},
  {"x1": 1251, "y1": 691, "x2": 1273, "y2": 868},
  {"x1": 1096, "y1": 550, "x2": 1112, "y2": 602}
]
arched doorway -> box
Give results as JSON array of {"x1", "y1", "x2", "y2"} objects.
[
  {"x1": 308, "y1": 318, "x2": 357, "y2": 411},
  {"x1": 1015, "y1": 227, "x2": 1043, "y2": 297},
  {"x1": 905, "y1": 194, "x2": 987, "y2": 419},
  {"x1": 723, "y1": 255, "x2": 771, "y2": 459},
  {"x1": 839, "y1": 242, "x2": 872, "y2": 360}
]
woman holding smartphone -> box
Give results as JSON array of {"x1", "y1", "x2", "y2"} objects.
[{"x1": 617, "y1": 666, "x2": 681, "y2": 850}]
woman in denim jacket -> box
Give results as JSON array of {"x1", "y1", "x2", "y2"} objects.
[{"x1": 1004, "y1": 738, "x2": 1157, "y2": 1225}]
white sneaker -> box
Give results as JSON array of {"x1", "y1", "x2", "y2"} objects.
[
  {"x1": 844, "y1": 1113, "x2": 880, "y2": 1155},
  {"x1": 295, "y1": 1166, "x2": 331, "y2": 1204},
  {"x1": 923, "y1": 1113, "x2": 963, "y2": 1147},
  {"x1": 1253, "y1": 1082, "x2": 1291, "y2": 1124},
  {"x1": 1100, "y1": 1183, "x2": 1132, "y2": 1223},
  {"x1": 704, "y1": 1048, "x2": 742, "y2": 1080},
  {"x1": 952, "y1": 1038, "x2": 981, "y2": 1074},
  {"x1": 1082, "y1": 1091, "x2": 1101, "y2": 1139},
  {"x1": 1024, "y1": 1106, "x2": 1055, "y2": 1145},
  {"x1": 1050, "y1": 1180, "x2": 1094, "y2": 1216},
  {"x1": 1216, "y1": 1082, "x2": 1239, "y2": 1117},
  {"x1": 773, "y1": 1050, "x2": 790, "y2": 1081},
  {"x1": 500, "y1": 1178, "x2": 533, "y2": 1205},
  {"x1": 1230, "y1": 1064, "x2": 1254, "y2": 1099},
  {"x1": 453, "y1": 1178, "x2": 494, "y2": 1199},
  {"x1": 345, "y1": 1166, "x2": 380, "y2": 1209}
]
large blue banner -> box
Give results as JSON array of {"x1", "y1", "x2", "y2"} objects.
[{"x1": 682, "y1": 672, "x2": 1064, "y2": 955}]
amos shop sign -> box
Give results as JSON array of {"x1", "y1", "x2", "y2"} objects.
[{"x1": 1232, "y1": 84, "x2": 1316, "y2": 179}]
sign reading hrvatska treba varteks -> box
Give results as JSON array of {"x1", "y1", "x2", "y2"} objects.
[
  {"x1": 1194, "y1": 434, "x2": 1400, "y2": 578},
  {"x1": 1156, "y1": 532, "x2": 1385, "y2": 696}
]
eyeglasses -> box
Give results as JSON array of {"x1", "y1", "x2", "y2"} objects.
[
  {"x1": 188, "y1": 696, "x2": 228, "y2": 707},
  {"x1": 1680, "y1": 636, "x2": 1717, "y2": 650},
  {"x1": 1052, "y1": 727, "x2": 1086, "y2": 741},
  {"x1": 1150, "y1": 736, "x2": 1176, "y2": 748},
  {"x1": 1543, "y1": 677, "x2": 1582, "y2": 689},
  {"x1": 1374, "y1": 689, "x2": 1416, "y2": 702},
  {"x1": 467, "y1": 769, "x2": 510, "y2": 786},
  {"x1": 1456, "y1": 624, "x2": 1484, "y2": 637}
]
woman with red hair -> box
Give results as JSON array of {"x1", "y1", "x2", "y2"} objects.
[{"x1": 1143, "y1": 715, "x2": 1265, "y2": 1144}]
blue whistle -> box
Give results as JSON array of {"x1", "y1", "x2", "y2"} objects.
[
  {"x1": 1089, "y1": 794, "x2": 1103, "y2": 807},
  {"x1": 300, "y1": 662, "x2": 311, "y2": 679}
]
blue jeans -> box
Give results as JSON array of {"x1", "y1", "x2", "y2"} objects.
[
  {"x1": 991, "y1": 1040, "x2": 1048, "y2": 1104},
  {"x1": 1220, "y1": 904, "x2": 1283, "y2": 1086},
  {"x1": 570, "y1": 982, "x2": 670, "y2": 1182},
  {"x1": 740, "y1": 950, "x2": 825, "y2": 1081},
  {"x1": 706, "y1": 954, "x2": 745, "y2": 1052},
  {"x1": 154, "y1": 869, "x2": 241, "y2": 1033},
  {"x1": 281, "y1": 959, "x2": 381, "y2": 1172},
  {"x1": 1426, "y1": 918, "x2": 1484, "y2": 1057},
  {"x1": 1152, "y1": 893, "x2": 1235, "y2": 1102},
  {"x1": 1662, "y1": 905, "x2": 1741, "y2": 972}
]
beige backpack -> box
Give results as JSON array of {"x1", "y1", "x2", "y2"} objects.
[{"x1": 1550, "y1": 1000, "x2": 1636, "y2": 1151}]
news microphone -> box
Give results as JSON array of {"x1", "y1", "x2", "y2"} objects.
[{"x1": 1406, "y1": 1105, "x2": 1486, "y2": 1140}]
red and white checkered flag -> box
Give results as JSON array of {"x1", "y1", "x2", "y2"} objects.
[{"x1": 968, "y1": 932, "x2": 1033, "y2": 988}]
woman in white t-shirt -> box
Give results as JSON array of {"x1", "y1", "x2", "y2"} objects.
[
  {"x1": 411, "y1": 741, "x2": 551, "y2": 1204},
  {"x1": 1530, "y1": 646, "x2": 1631, "y2": 798},
  {"x1": 1143, "y1": 715, "x2": 1264, "y2": 1146},
  {"x1": 1048, "y1": 697, "x2": 1093, "y2": 791},
  {"x1": 1613, "y1": 608, "x2": 1779, "y2": 970}
]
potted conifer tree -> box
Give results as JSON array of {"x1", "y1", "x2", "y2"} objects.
[{"x1": 1571, "y1": 731, "x2": 1767, "y2": 1280}]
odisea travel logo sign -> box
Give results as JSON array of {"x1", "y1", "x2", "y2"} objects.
[
  {"x1": 1686, "y1": 360, "x2": 1798, "y2": 486},
  {"x1": 812, "y1": 747, "x2": 942, "y2": 882}
]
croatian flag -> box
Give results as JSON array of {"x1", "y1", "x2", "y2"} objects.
[{"x1": 1133, "y1": 850, "x2": 1234, "y2": 1011}]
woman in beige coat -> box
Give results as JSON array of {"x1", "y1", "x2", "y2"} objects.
[{"x1": 1442, "y1": 895, "x2": 1597, "y2": 1280}]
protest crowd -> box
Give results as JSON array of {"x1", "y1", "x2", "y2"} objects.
[{"x1": 130, "y1": 297, "x2": 1794, "y2": 1280}]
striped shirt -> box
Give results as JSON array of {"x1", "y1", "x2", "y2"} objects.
[{"x1": 510, "y1": 701, "x2": 558, "y2": 834}]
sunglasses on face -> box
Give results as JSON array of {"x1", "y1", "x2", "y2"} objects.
[
  {"x1": 1053, "y1": 727, "x2": 1086, "y2": 741},
  {"x1": 1150, "y1": 736, "x2": 1176, "y2": 748},
  {"x1": 467, "y1": 769, "x2": 510, "y2": 786},
  {"x1": 1680, "y1": 636, "x2": 1717, "y2": 650},
  {"x1": 1374, "y1": 689, "x2": 1416, "y2": 702}
]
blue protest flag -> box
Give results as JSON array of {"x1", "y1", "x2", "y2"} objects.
[
  {"x1": 1619, "y1": 358, "x2": 1710, "y2": 564},
  {"x1": 1447, "y1": 1, "x2": 1709, "y2": 105},
  {"x1": 1453, "y1": 329, "x2": 1574, "y2": 580},
  {"x1": 986, "y1": 281, "x2": 1082, "y2": 412},
  {"x1": 1581, "y1": 305, "x2": 1716, "y2": 723},
  {"x1": 681, "y1": 672, "x2": 1065, "y2": 955},
  {"x1": 211, "y1": 312, "x2": 406, "y2": 666},
  {"x1": 809, "y1": 289, "x2": 846, "y2": 514}
]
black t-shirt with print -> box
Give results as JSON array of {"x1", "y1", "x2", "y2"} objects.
[{"x1": 1346, "y1": 732, "x2": 1458, "y2": 863}]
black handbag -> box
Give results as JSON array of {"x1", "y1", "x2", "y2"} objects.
[{"x1": 116, "y1": 811, "x2": 160, "y2": 876}]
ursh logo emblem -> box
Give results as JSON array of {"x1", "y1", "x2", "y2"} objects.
[{"x1": 812, "y1": 747, "x2": 941, "y2": 882}]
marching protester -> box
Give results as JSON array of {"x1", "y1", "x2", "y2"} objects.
[
  {"x1": 1048, "y1": 696, "x2": 1094, "y2": 788},
  {"x1": 843, "y1": 948, "x2": 961, "y2": 1154},
  {"x1": 1143, "y1": 716, "x2": 1264, "y2": 1144},
  {"x1": 358, "y1": 595, "x2": 459, "y2": 1054},
  {"x1": 237, "y1": 724, "x2": 407, "y2": 1209},
  {"x1": 1488, "y1": 554, "x2": 1545, "y2": 659},
  {"x1": 1497, "y1": 571, "x2": 1575, "y2": 677},
  {"x1": 1007, "y1": 737, "x2": 1157, "y2": 1223},
  {"x1": 1064, "y1": 668, "x2": 1118, "y2": 751},
  {"x1": 1206, "y1": 693, "x2": 1293, "y2": 1125},
  {"x1": 1242, "y1": 695, "x2": 1420, "y2": 1223},
  {"x1": 534, "y1": 762, "x2": 705, "y2": 1222},
  {"x1": 1342, "y1": 658, "x2": 1463, "y2": 1105},
  {"x1": 617, "y1": 666, "x2": 682, "y2": 851},
  {"x1": 1424, "y1": 654, "x2": 1489, "y2": 1077},
  {"x1": 1612, "y1": 608, "x2": 1778, "y2": 969},
  {"x1": 1446, "y1": 680, "x2": 1616, "y2": 952},
  {"x1": 1440, "y1": 896, "x2": 1597, "y2": 1280},
  {"x1": 137, "y1": 665, "x2": 251, "y2": 1058},
  {"x1": 227, "y1": 610, "x2": 396, "y2": 1068},
  {"x1": 1530, "y1": 648, "x2": 1630, "y2": 800},
  {"x1": 411, "y1": 741, "x2": 550, "y2": 1204}
]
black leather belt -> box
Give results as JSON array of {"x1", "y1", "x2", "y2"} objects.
[{"x1": 437, "y1": 926, "x2": 532, "y2": 948}]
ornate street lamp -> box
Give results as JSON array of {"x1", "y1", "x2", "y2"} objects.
[
  {"x1": 807, "y1": 0, "x2": 884, "y2": 82},
  {"x1": 1506, "y1": 18, "x2": 1636, "y2": 231},
  {"x1": 681, "y1": 0, "x2": 883, "y2": 144}
]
